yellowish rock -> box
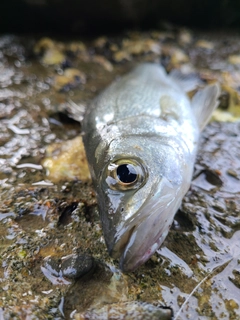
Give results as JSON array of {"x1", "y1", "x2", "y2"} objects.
[
  {"x1": 93, "y1": 36, "x2": 108, "y2": 48},
  {"x1": 225, "y1": 299, "x2": 239, "y2": 310},
  {"x1": 110, "y1": 43, "x2": 119, "y2": 52},
  {"x1": 221, "y1": 84, "x2": 240, "y2": 118},
  {"x1": 228, "y1": 54, "x2": 240, "y2": 65},
  {"x1": 170, "y1": 48, "x2": 189, "y2": 65},
  {"x1": 113, "y1": 50, "x2": 131, "y2": 62},
  {"x1": 34, "y1": 37, "x2": 66, "y2": 65},
  {"x1": 17, "y1": 249, "x2": 27, "y2": 259},
  {"x1": 53, "y1": 68, "x2": 86, "y2": 91},
  {"x1": 92, "y1": 55, "x2": 113, "y2": 72},
  {"x1": 178, "y1": 29, "x2": 192, "y2": 45},
  {"x1": 34, "y1": 37, "x2": 56, "y2": 53},
  {"x1": 212, "y1": 109, "x2": 239, "y2": 122},
  {"x1": 122, "y1": 39, "x2": 161, "y2": 55},
  {"x1": 195, "y1": 40, "x2": 214, "y2": 50},
  {"x1": 42, "y1": 136, "x2": 91, "y2": 183},
  {"x1": 151, "y1": 31, "x2": 174, "y2": 41},
  {"x1": 42, "y1": 48, "x2": 66, "y2": 65},
  {"x1": 67, "y1": 41, "x2": 86, "y2": 53},
  {"x1": 222, "y1": 71, "x2": 240, "y2": 88}
]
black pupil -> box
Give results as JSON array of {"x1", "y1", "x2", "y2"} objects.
[{"x1": 117, "y1": 164, "x2": 137, "y2": 184}]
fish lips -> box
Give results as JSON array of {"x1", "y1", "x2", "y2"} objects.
[
  {"x1": 108, "y1": 179, "x2": 181, "y2": 272},
  {"x1": 115, "y1": 215, "x2": 169, "y2": 273}
]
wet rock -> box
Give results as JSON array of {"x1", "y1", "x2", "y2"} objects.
[
  {"x1": 76, "y1": 301, "x2": 173, "y2": 320},
  {"x1": 91, "y1": 56, "x2": 113, "y2": 72},
  {"x1": 66, "y1": 41, "x2": 87, "y2": 56},
  {"x1": 203, "y1": 169, "x2": 223, "y2": 188},
  {"x1": 34, "y1": 37, "x2": 66, "y2": 66},
  {"x1": 177, "y1": 29, "x2": 192, "y2": 46},
  {"x1": 229, "y1": 269, "x2": 240, "y2": 289},
  {"x1": 122, "y1": 38, "x2": 161, "y2": 56},
  {"x1": 41, "y1": 256, "x2": 72, "y2": 285},
  {"x1": 195, "y1": 40, "x2": 214, "y2": 50},
  {"x1": 113, "y1": 50, "x2": 131, "y2": 63},
  {"x1": 53, "y1": 68, "x2": 86, "y2": 92},
  {"x1": 170, "y1": 48, "x2": 189, "y2": 66},
  {"x1": 64, "y1": 262, "x2": 128, "y2": 318},
  {"x1": 42, "y1": 256, "x2": 61, "y2": 275},
  {"x1": 42, "y1": 136, "x2": 91, "y2": 183},
  {"x1": 61, "y1": 253, "x2": 95, "y2": 279},
  {"x1": 228, "y1": 54, "x2": 240, "y2": 65}
]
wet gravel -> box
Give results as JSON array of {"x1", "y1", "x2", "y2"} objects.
[{"x1": 0, "y1": 30, "x2": 240, "y2": 319}]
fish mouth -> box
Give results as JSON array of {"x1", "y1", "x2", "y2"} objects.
[
  {"x1": 105, "y1": 177, "x2": 183, "y2": 272},
  {"x1": 109, "y1": 217, "x2": 163, "y2": 273},
  {"x1": 118, "y1": 227, "x2": 164, "y2": 273},
  {"x1": 110, "y1": 190, "x2": 182, "y2": 272},
  {"x1": 110, "y1": 225, "x2": 136, "y2": 260}
]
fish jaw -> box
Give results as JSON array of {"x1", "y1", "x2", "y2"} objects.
[
  {"x1": 107, "y1": 177, "x2": 185, "y2": 272},
  {"x1": 119, "y1": 226, "x2": 169, "y2": 272}
]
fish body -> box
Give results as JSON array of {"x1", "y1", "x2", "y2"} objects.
[{"x1": 82, "y1": 63, "x2": 219, "y2": 272}]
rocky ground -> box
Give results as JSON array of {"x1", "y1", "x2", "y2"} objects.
[{"x1": 0, "y1": 28, "x2": 240, "y2": 319}]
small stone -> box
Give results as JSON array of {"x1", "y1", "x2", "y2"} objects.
[
  {"x1": 228, "y1": 54, "x2": 240, "y2": 65},
  {"x1": 113, "y1": 50, "x2": 131, "y2": 62},
  {"x1": 34, "y1": 37, "x2": 56, "y2": 54},
  {"x1": 92, "y1": 55, "x2": 113, "y2": 72},
  {"x1": 93, "y1": 36, "x2": 108, "y2": 48},
  {"x1": 229, "y1": 269, "x2": 240, "y2": 289},
  {"x1": 195, "y1": 40, "x2": 214, "y2": 50},
  {"x1": 42, "y1": 136, "x2": 91, "y2": 183},
  {"x1": 41, "y1": 48, "x2": 66, "y2": 65},
  {"x1": 122, "y1": 39, "x2": 161, "y2": 55},
  {"x1": 34, "y1": 37, "x2": 66, "y2": 65},
  {"x1": 170, "y1": 48, "x2": 189, "y2": 65},
  {"x1": 178, "y1": 29, "x2": 192, "y2": 45},
  {"x1": 61, "y1": 253, "x2": 95, "y2": 279},
  {"x1": 67, "y1": 41, "x2": 87, "y2": 54},
  {"x1": 225, "y1": 299, "x2": 239, "y2": 310},
  {"x1": 212, "y1": 109, "x2": 238, "y2": 122},
  {"x1": 53, "y1": 68, "x2": 86, "y2": 91},
  {"x1": 227, "y1": 169, "x2": 238, "y2": 178},
  {"x1": 43, "y1": 256, "x2": 60, "y2": 274}
]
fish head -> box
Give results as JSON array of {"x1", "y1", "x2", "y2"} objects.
[{"x1": 96, "y1": 135, "x2": 190, "y2": 272}]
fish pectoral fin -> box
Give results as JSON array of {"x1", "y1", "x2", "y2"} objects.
[
  {"x1": 169, "y1": 69, "x2": 202, "y2": 92},
  {"x1": 191, "y1": 83, "x2": 220, "y2": 131}
]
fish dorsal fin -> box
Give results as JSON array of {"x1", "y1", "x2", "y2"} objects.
[
  {"x1": 191, "y1": 83, "x2": 220, "y2": 131},
  {"x1": 169, "y1": 69, "x2": 201, "y2": 92}
]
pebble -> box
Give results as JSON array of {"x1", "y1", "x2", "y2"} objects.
[
  {"x1": 42, "y1": 136, "x2": 91, "y2": 183},
  {"x1": 228, "y1": 54, "x2": 240, "y2": 64},
  {"x1": 62, "y1": 253, "x2": 95, "y2": 279},
  {"x1": 53, "y1": 68, "x2": 86, "y2": 91},
  {"x1": 195, "y1": 40, "x2": 214, "y2": 50}
]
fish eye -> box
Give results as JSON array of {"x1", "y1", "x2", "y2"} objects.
[
  {"x1": 117, "y1": 164, "x2": 137, "y2": 184},
  {"x1": 106, "y1": 158, "x2": 147, "y2": 191}
]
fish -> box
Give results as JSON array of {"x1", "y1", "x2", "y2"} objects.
[{"x1": 82, "y1": 63, "x2": 220, "y2": 272}]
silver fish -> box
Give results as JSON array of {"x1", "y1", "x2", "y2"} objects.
[{"x1": 82, "y1": 63, "x2": 220, "y2": 272}]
